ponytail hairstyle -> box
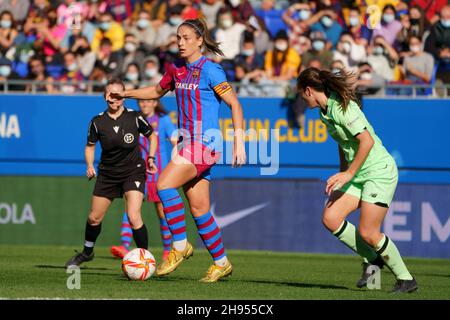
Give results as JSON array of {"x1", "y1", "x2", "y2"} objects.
[
  {"x1": 179, "y1": 18, "x2": 224, "y2": 56},
  {"x1": 297, "y1": 67, "x2": 358, "y2": 112}
]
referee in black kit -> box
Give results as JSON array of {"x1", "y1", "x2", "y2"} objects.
[{"x1": 66, "y1": 79, "x2": 158, "y2": 267}]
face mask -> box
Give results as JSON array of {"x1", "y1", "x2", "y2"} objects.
[
  {"x1": 360, "y1": 72, "x2": 372, "y2": 80},
  {"x1": 0, "y1": 66, "x2": 11, "y2": 77},
  {"x1": 229, "y1": 0, "x2": 240, "y2": 7},
  {"x1": 312, "y1": 40, "x2": 325, "y2": 51},
  {"x1": 299, "y1": 10, "x2": 311, "y2": 21},
  {"x1": 275, "y1": 41, "x2": 288, "y2": 52},
  {"x1": 99, "y1": 22, "x2": 111, "y2": 31},
  {"x1": 373, "y1": 46, "x2": 384, "y2": 55},
  {"x1": 20, "y1": 52, "x2": 31, "y2": 63},
  {"x1": 124, "y1": 42, "x2": 137, "y2": 53},
  {"x1": 67, "y1": 62, "x2": 78, "y2": 71},
  {"x1": 0, "y1": 20, "x2": 12, "y2": 29},
  {"x1": 321, "y1": 16, "x2": 333, "y2": 28},
  {"x1": 441, "y1": 19, "x2": 450, "y2": 28},
  {"x1": 242, "y1": 48, "x2": 255, "y2": 56},
  {"x1": 331, "y1": 68, "x2": 341, "y2": 75},
  {"x1": 126, "y1": 73, "x2": 139, "y2": 81},
  {"x1": 383, "y1": 13, "x2": 395, "y2": 24},
  {"x1": 169, "y1": 17, "x2": 182, "y2": 26},
  {"x1": 410, "y1": 45, "x2": 421, "y2": 53},
  {"x1": 221, "y1": 19, "x2": 233, "y2": 29},
  {"x1": 168, "y1": 46, "x2": 178, "y2": 54},
  {"x1": 145, "y1": 68, "x2": 157, "y2": 78},
  {"x1": 76, "y1": 47, "x2": 89, "y2": 55},
  {"x1": 349, "y1": 17, "x2": 359, "y2": 27},
  {"x1": 410, "y1": 18, "x2": 419, "y2": 25},
  {"x1": 137, "y1": 18, "x2": 150, "y2": 29},
  {"x1": 341, "y1": 42, "x2": 351, "y2": 54}
]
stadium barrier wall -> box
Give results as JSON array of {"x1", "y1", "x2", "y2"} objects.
[
  {"x1": 0, "y1": 177, "x2": 448, "y2": 258},
  {"x1": 0, "y1": 95, "x2": 449, "y2": 257}
]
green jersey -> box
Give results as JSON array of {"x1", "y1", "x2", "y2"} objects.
[{"x1": 320, "y1": 92, "x2": 391, "y2": 173}]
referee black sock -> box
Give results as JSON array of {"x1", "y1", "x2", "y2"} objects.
[
  {"x1": 83, "y1": 221, "x2": 102, "y2": 255},
  {"x1": 132, "y1": 224, "x2": 148, "y2": 250}
]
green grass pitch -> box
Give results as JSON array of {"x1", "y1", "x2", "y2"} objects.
[{"x1": 0, "y1": 244, "x2": 449, "y2": 300}]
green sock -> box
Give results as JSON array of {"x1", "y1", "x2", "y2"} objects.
[
  {"x1": 375, "y1": 234, "x2": 413, "y2": 280},
  {"x1": 333, "y1": 221, "x2": 378, "y2": 262}
]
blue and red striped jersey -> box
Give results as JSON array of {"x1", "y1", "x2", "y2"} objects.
[{"x1": 159, "y1": 55, "x2": 232, "y2": 151}]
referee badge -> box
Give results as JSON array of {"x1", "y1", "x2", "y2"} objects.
[{"x1": 124, "y1": 133, "x2": 134, "y2": 143}]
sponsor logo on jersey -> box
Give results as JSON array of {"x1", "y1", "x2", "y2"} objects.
[
  {"x1": 175, "y1": 82, "x2": 199, "y2": 90},
  {"x1": 113, "y1": 126, "x2": 119, "y2": 133},
  {"x1": 124, "y1": 133, "x2": 134, "y2": 143}
]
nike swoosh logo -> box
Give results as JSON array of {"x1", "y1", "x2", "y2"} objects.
[{"x1": 210, "y1": 202, "x2": 270, "y2": 229}]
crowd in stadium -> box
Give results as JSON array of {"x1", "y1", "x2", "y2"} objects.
[{"x1": 0, "y1": 0, "x2": 449, "y2": 96}]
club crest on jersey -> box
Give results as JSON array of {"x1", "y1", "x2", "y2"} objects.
[
  {"x1": 192, "y1": 69, "x2": 200, "y2": 78},
  {"x1": 124, "y1": 133, "x2": 134, "y2": 143}
]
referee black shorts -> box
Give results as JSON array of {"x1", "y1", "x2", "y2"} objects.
[{"x1": 93, "y1": 162, "x2": 146, "y2": 199}]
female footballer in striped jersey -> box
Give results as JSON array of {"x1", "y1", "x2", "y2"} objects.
[
  {"x1": 109, "y1": 18, "x2": 246, "y2": 282},
  {"x1": 111, "y1": 99, "x2": 177, "y2": 261},
  {"x1": 297, "y1": 67, "x2": 417, "y2": 293}
]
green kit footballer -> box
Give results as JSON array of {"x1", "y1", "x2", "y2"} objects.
[{"x1": 297, "y1": 67, "x2": 418, "y2": 294}]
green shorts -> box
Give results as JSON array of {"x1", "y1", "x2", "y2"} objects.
[{"x1": 339, "y1": 156, "x2": 398, "y2": 207}]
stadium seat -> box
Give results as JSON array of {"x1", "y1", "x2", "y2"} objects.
[{"x1": 254, "y1": 9, "x2": 288, "y2": 39}]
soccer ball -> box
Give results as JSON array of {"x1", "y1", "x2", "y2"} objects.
[{"x1": 122, "y1": 248, "x2": 156, "y2": 280}]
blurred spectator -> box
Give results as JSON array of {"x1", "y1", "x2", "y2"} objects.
[
  {"x1": 0, "y1": 0, "x2": 30, "y2": 25},
  {"x1": 331, "y1": 59, "x2": 345, "y2": 74},
  {"x1": 308, "y1": 7, "x2": 343, "y2": 48},
  {"x1": 141, "y1": 55, "x2": 162, "y2": 84},
  {"x1": 224, "y1": 0, "x2": 255, "y2": 25},
  {"x1": 105, "y1": 0, "x2": 136, "y2": 26},
  {"x1": 11, "y1": 42, "x2": 35, "y2": 78},
  {"x1": 200, "y1": 0, "x2": 223, "y2": 30},
  {"x1": 260, "y1": 0, "x2": 275, "y2": 11},
  {"x1": 91, "y1": 12, "x2": 125, "y2": 52},
  {"x1": 0, "y1": 10, "x2": 19, "y2": 57},
  {"x1": 345, "y1": 7, "x2": 372, "y2": 47},
  {"x1": 425, "y1": 5, "x2": 450, "y2": 85},
  {"x1": 128, "y1": 10, "x2": 158, "y2": 54},
  {"x1": 215, "y1": 9, "x2": 246, "y2": 60},
  {"x1": 264, "y1": 30, "x2": 300, "y2": 81},
  {"x1": 367, "y1": 35, "x2": 399, "y2": 82},
  {"x1": 88, "y1": 64, "x2": 108, "y2": 92},
  {"x1": 371, "y1": 4, "x2": 402, "y2": 46},
  {"x1": 57, "y1": 0, "x2": 88, "y2": 27},
  {"x1": 120, "y1": 33, "x2": 146, "y2": 74},
  {"x1": 85, "y1": 0, "x2": 108, "y2": 23},
  {"x1": 25, "y1": 8, "x2": 68, "y2": 64},
  {"x1": 155, "y1": 4, "x2": 183, "y2": 48},
  {"x1": 58, "y1": 51, "x2": 86, "y2": 93},
  {"x1": 158, "y1": 33, "x2": 179, "y2": 74},
  {"x1": 333, "y1": 32, "x2": 367, "y2": 71},
  {"x1": 0, "y1": 56, "x2": 23, "y2": 91},
  {"x1": 131, "y1": 0, "x2": 167, "y2": 28},
  {"x1": 282, "y1": 2, "x2": 313, "y2": 53},
  {"x1": 60, "y1": 13, "x2": 97, "y2": 52},
  {"x1": 235, "y1": 32, "x2": 265, "y2": 75},
  {"x1": 301, "y1": 31, "x2": 333, "y2": 71},
  {"x1": 396, "y1": 6, "x2": 430, "y2": 53},
  {"x1": 122, "y1": 62, "x2": 141, "y2": 90},
  {"x1": 244, "y1": 15, "x2": 271, "y2": 56},
  {"x1": 70, "y1": 35, "x2": 96, "y2": 78},
  {"x1": 26, "y1": 0, "x2": 50, "y2": 26},
  {"x1": 356, "y1": 62, "x2": 386, "y2": 95},
  {"x1": 25, "y1": 56, "x2": 55, "y2": 92},
  {"x1": 94, "y1": 37, "x2": 123, "y2": 78},
  {"x1": 401, "y1": 35, "x2": 434, "y2": 84},
  {"x1": 411, "y1": 0, "x2": 447, "y2": 25},
  {"x1": 180, "y1": 0, "x2": 201, "y2": 20}
]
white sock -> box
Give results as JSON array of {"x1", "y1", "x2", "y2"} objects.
[
  {"x1": 172, "y1": 239, "x2": 187, "y2": 251},
  {"x1": 84, "y1": 241, "x2": 94, "y2": 248},
  {"x1": 214, "y1": 256, "x2": 228, "y2": 267}
]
